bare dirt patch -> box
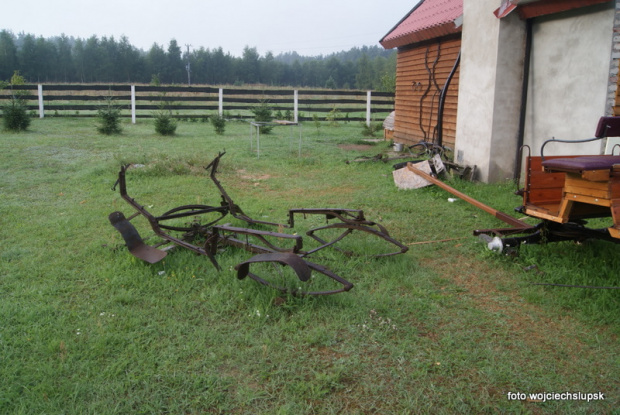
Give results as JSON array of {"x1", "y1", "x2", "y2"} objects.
[
  {"x1": 337, "y1": 144, "x2": 376, "y2": 151},
  {"x1": 236, "y1": 169, "x2": 272, "y2": 181}
]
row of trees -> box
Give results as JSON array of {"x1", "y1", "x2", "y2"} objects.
[{"x1": 0, "y1": 30, "x2": 396, "y2": 91}]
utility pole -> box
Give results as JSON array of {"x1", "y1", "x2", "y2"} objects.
[{"x1": 185, "y1": 44, "x2": 191, "y2": 86}]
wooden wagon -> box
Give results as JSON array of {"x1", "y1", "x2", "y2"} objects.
[
  {"x1": 486, "y1": 116, "x2": 620, "y2": 249},
  {"x1": 408, "y1": 116, "x2": 620, "y2": 251}
]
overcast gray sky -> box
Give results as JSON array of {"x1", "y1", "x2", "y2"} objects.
[{"x1": 0, "y1": 0, "x2": 420, "y2": 56}]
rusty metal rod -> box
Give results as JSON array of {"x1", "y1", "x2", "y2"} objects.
[{"x1": 406, "y1": 237, "x2": 467, "y2": 246}]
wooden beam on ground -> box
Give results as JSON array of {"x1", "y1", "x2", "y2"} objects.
[{"x1": 406, "y1": 163, "x2": 533, "y2": 230}]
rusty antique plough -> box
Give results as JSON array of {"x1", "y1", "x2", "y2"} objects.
[{"x1": 109, "y1": 152, "x2": 408, "y2": 295}]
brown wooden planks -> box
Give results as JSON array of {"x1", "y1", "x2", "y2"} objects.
[{"x1": 393, "y1": 37, "x2": 461, "y2": 149}]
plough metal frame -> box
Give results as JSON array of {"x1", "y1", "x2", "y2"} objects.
[{"x1": 109, "y1": 152, "x2": 408, "y2": 295}]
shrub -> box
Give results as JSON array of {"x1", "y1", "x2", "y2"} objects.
[
  {"x1": 361, "y1": 122, "x2": 383, "y2": 137},
  {"x1": 326, "y1": 106, "x2": 341, "y2": 127},
  {"x1": 96, "y1": 97, "x2": 123, "y2": 135},
  {"x1": 210, "y1": 113, "x2": 226, "y2": 135},
  {"x1": 1, "y1": 72, "x2": 31, "y2": 132},
  {"x1": 312, "y1": 114, "x2": 321, "y2": 135},
  {"x1": 154, "y1": 107, "x2": 177, "y2": 136},
  {"x1": 251, "y1": 100, "x2": 273, "y2": 134},
  {"x1": 2, "y1": 99, "x2": 31, "y2": 131},
  {"x1": 150, "y1": 75, "x2": 177, "y2": 136}
]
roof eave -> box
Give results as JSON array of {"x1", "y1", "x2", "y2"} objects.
[
  {"x1": 494, "y1": 0, "x2": 612, "y2": 20},
  {"x1": 380, "y1": 20, "x2": 463, "y2": 50},
  {"x1": 379, "y1": 0, "x2": 428, "y2": 46}
]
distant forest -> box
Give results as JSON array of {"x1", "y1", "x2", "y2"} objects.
[{"x1": 0, "y1": 30, "x2": 397, "y2": 91}]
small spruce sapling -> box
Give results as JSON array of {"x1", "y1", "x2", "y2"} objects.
[
  {"x1": 96, "y1": 96, "x2": 123, "y2": 135},
  {"x1": 251, "y1": 100, "x2": 273, "y2": 134},
  {"x1": 1, "y1": 71, "x2": 31, "y2": 132},
  {"x1": 210, "y1": 113, "x2": 226, "y2": 135}
]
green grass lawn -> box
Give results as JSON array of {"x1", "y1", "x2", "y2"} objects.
[{"x1": 1, "y1": 117, "x2": 619, "y2": 414}]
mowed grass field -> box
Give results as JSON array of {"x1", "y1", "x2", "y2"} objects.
[{"x1": 1, "y1": 117, "x2": 619, "y2": 414}]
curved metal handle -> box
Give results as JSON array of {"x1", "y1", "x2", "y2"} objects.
[{"x1": 540, "y1": 136, "x2": 603, "y2": 161}]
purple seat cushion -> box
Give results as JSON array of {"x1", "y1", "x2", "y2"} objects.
[
  {"x1": 542, "y1": 156, "x2": 620, "y2": 172},
  {"x1": 595, "y1": 116, "x2": 620, "y2": 138}
]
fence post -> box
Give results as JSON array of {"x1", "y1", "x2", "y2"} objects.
[
  {"x1": 366, "y1": 90, "x2": 371, "y2": 127},
  {"x1": 294, "y1": 90, "x2": 299, "y2": 123},
  {"x1": 131, "y1": 85, "x2": 136, "y2": 124},
  {"x1": 219, "y1": 88, "x2": 223, "y2": 116},
  {"x1": 38, "y1": 84, "x2": 44, "y2": 118}
]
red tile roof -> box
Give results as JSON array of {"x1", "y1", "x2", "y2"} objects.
[{"x1": 380, "y1": 0, "x2": 463, "y2": 49}]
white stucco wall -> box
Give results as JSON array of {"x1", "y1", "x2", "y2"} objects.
[
  {"x1": 524, "y1": 3, "x2": 615, "y2": 156},
  {"x1": 454, "y1": 0, "x2": 500, "y2": 181},
  {"x1": 455, "y1": 0, "x2": 527, "y2": 182},
  {"x1": 489, "y1": 14, "x2": 528, "y2": 181},
  {"x1": 456, "y1": 1, "x2": 616, "y2": 182}
]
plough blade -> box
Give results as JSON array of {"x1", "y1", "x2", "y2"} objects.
[{"x1": 108, "y1": 211, "x2": 167, "y2": 264}]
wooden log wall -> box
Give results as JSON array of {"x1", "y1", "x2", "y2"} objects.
[{"x1": 393, "y1": 35, "x2": 461, "y2": 150}]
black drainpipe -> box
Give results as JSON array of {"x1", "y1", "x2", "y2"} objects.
[
  {"x1": 514, "y1": 19, "x2": 533, "y2": 181},
  {"x1": 437, "y1": 49, "x2": 461, "y2": 147}
]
